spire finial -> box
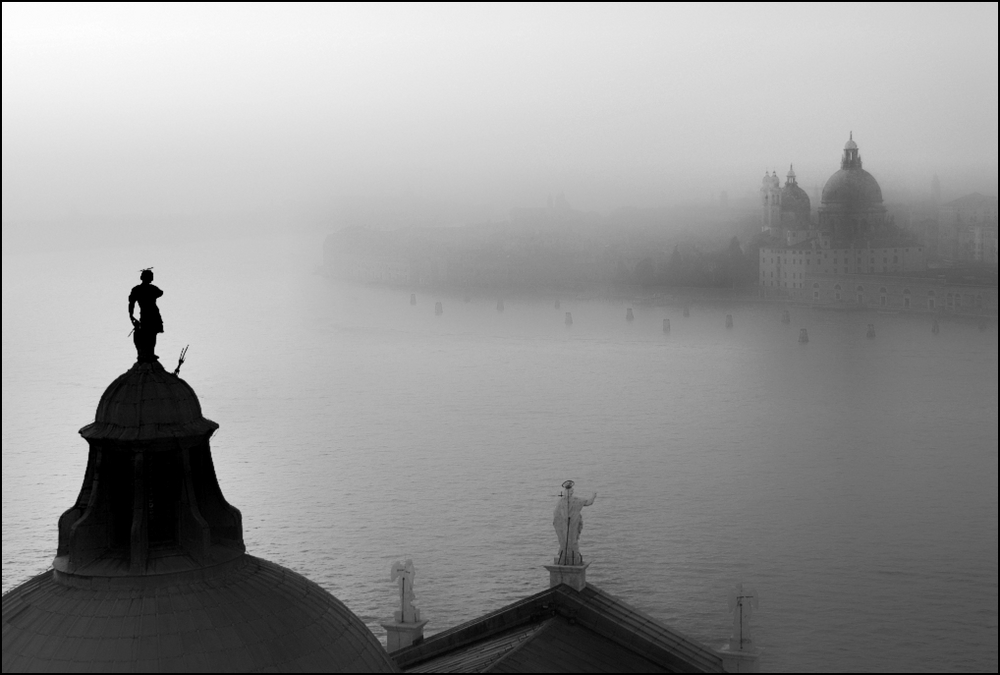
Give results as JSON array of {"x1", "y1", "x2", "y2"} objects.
[{"x1": 850, "y1": 131, "x2": 853, "y2": 141}]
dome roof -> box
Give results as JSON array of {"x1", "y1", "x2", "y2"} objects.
[
  {"x1": 780, "y1": 182, "x2": 811, "y2": 214},
  {"x1": 79, "y1": 360, "x2": 218, "y2": 441},
  {"x1": 2, "y1": 556, "x2": 397, "y2": 673},
  {"x1": 821, "y1": 167, "x2": 883, "y2": 208}
]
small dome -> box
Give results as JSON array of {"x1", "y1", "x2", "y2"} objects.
[
  {"x1": 821, "y1": 167, "x2": 883, "y2": 208},
  {"x1": 2, "y1": 556, "x2": 397, "y2": 673},
  {"x1": 780, "y1": 182, "x2": 811, "y2": 214},
  {"x1": 79, "y1": 360, "x2": 218, "y2": 441},
  {"x1": 844, "y1": 132, "x2": 857, "y2": 150}
]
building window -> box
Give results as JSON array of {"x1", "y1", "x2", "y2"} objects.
[
  {"x1": 904, "y1": 297, "x2": 910, "y2": 309},
  {"x1": 814, "y1": 291, "x2": 819, "y2": 300},
  {"x1": 857, "y1": 293, "x2": 864, "y2": 304}
]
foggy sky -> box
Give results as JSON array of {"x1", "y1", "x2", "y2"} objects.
[{"x1": 3, "y1": 3, "x2": 998, "y2": 224}]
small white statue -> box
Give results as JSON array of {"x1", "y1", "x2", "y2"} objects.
[
  {"x1": 728, "y1": 584, "x2": 758, "y2": 650},
  {"x1": 390, "y1": 559, "x2": 420, "y2": 624},
  {"x1": 553, "y1": 480, "x2": 596, "y2": 566}
]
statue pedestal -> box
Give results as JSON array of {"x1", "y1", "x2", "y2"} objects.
[
  {"x1": 381, "y1": 620, "x2": 428, "y2": 653},
  {"x1": 717, "y1": 645, "x2": 762, "y2": 673},
  {"x1": 544, "y1": 562, "x2": 590, "y2": 591}
]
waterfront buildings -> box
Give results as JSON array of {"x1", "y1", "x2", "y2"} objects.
[{"x1": 757, "y1": 134, "x2": 997, "y2": 314}]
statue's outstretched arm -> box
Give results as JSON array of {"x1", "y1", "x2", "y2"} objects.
[{"x1": 584, "y1": 492, "x2": 597, "y2": 506}]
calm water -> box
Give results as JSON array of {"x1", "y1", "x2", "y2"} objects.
[{"x1": 3, "y1": 235, "x2": 997, "y2": 672}]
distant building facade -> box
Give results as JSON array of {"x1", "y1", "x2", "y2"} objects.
[
  {"x1": 804, "y1": 273, "x2": 997, "y2": 314},
  {"x1": 759, "y1": 242, "x2": 927, "y2": 292},
  {"x1": 937, "y1": 193, "x2": 999, "y2": 265}
]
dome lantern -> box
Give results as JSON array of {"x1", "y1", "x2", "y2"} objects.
[
  {"x1": 60, "y1": 359, "x2": 242, "y2": 577},
  {"x1": 841, "y1": 131, "x2": 862, "y2": 169},
  {"x1": 3, "y1": 347, "x2": 396, "y2": 671}
]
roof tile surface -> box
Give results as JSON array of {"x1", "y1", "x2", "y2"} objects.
[{"x1": 2, "y1": 556, "x2": 397, "y2": 673}]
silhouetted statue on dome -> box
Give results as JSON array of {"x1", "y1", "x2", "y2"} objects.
[{"x1": 128, "y1": 269, "x2": 163, "y2": 361}]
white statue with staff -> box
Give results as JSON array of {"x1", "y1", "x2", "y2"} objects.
[
  {"x1": 390, "y1": 559, "x2": 420, "y2": 624},
  {"x1": 553, "y1": 480, "x2": 596, "y2": 566}
]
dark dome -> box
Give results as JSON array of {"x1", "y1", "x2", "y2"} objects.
[
  {"x1": 3, "y1": 355, "x2": 396, "y2": 672},
  {"x1": 2, "y1": 556, "x2": 397, "y2": 673},
  {"x1": 780, "y1": 182, "x2": 811, "y2": 214},
  {"x1": 821, "y1": 167, "x2": 883, "y2": 208},
  {"x1": 80, "y1": 360, "x2": 219, "y2": 441}
]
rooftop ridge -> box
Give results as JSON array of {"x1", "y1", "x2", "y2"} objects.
[{"x1": 392, "y1": 582, "x2": 725, "y2": 673}]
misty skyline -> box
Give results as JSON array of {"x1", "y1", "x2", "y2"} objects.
[{"x1": 3, "y1": 3, "x2": 998, "y2": 225}]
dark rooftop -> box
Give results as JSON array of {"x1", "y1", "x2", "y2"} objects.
[
  {"x1": 392, "y1": 583, "x2": 725, "y2": 673},
  {"x1": 2, "y1": 555, "x2": 397, "y2": 673},
  {"x1": 79, "y1": 359, "x2": 218, "y2": 441}
]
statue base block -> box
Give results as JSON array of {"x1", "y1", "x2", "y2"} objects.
[
  {"x1": 544, "y1": 562, "x2": 590, "y2": 591},
  {"x1": 717, "y1": 645, "x2": 762, "y2": 673},
  {"x1": 381, "y1": 620, "x2": 428, "y2": 653}
]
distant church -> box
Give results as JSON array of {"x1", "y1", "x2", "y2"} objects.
[
  {"x1": 757, "y1": 134, "x2": 936, "y2": 307},
  {"x1": 759, "y1": 133, "x2": 888, "y2": 246}
]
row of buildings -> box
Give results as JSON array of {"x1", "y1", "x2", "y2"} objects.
[{"x1": 758, "y1": 134, "x2": 997, "y2": 314}]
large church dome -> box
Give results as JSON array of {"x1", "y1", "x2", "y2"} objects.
[
  {"x1": 2, "y1": 358, "x2": 397, "y2": 673},
  {"x1": 820, "y1": 132, "x2": 884, "y2": 210},
  {"x1": 821, "y1": 167, "x2": 883, "y2": 208},
  {"x1": 818, "y1": 134, "x2": 887, "y2": 243}
]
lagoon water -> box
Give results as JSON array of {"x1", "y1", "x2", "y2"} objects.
[{"x1": 3, "y1": 235, "x2": 997, "y2": 672}]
